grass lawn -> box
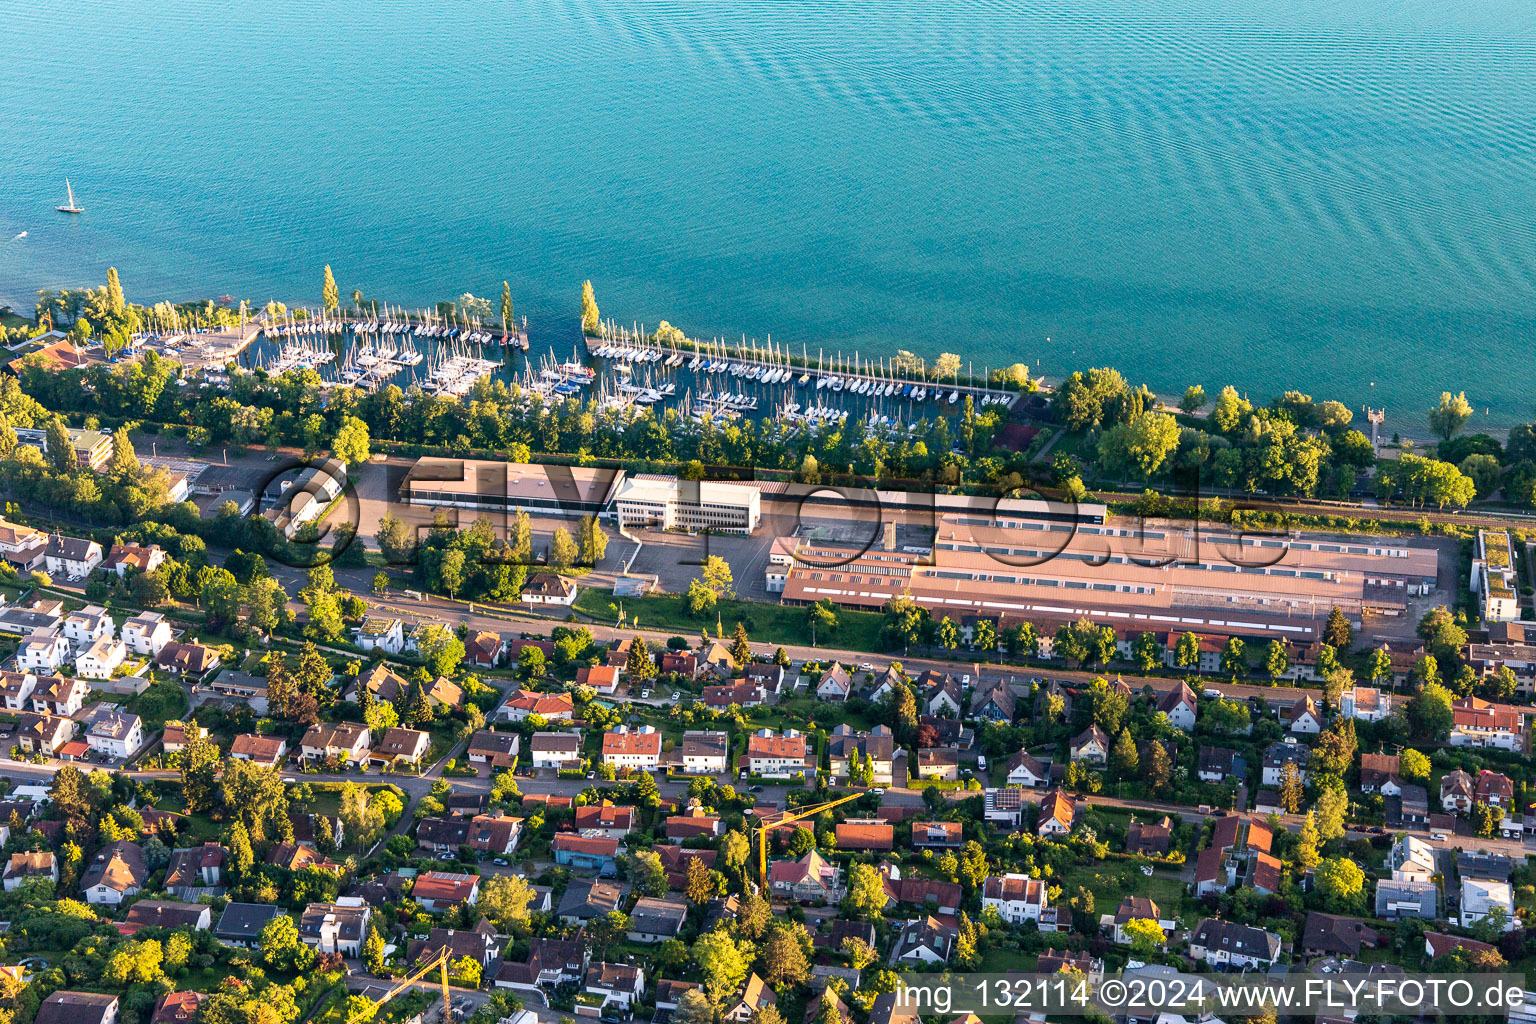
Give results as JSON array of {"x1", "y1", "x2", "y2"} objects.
[
  {"x1": 127, "y1": 678, "x2": 190, "y2": 732},
  {"x1": 575, "y1": 589, "x2": 888, "y2": 654},
  {"x1": 1059, "y1": 863, "x2": 1187, "y2": 916}
]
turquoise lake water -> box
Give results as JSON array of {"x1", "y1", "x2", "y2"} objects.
[{"x1": 2, "y1": 0, "x2": 1534, "y2": 431}]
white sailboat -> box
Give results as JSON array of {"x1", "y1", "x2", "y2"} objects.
[{"x1": 56, "y1": 179, "x2": 83, "y2": 214}]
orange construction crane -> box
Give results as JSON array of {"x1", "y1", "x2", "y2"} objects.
[
  {"x1": 346, "y1": 945, "x2": 453, "y2": 1024},
  {"x1": 755, "y1": 792, "x2": 865, "y2": 890}
]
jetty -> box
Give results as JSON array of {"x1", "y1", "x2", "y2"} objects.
[{"x1": 581, "y1": 326, "x2": 1019, "y2": 411}]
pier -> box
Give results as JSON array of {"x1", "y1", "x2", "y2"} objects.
[{"x1": 581, "y1": 332, "x2": 1020, "y2": 411}]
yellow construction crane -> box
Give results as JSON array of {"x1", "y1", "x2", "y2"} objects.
[
  {"x1": 755, "y1": 792, "x2": 865, "y2": 889},
  {"x1": 346, "y1": 945, "x2": 453, "y2": 1024}
]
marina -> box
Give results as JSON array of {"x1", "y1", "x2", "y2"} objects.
[{"x1": 124, "y1": 300, "x2": 1023, "y2": 432}]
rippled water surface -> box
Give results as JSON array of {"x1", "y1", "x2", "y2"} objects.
[{"x1": 2, "y1": 0, "x2": 1533, "y2": 428}]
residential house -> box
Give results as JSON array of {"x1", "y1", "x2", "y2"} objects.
[
  {"x1": 1359, "y1": 753, "x2": 1400, "y2": 793},
  {"x1": 584, "y1": 963, "x2": 645, "y2": 1013},
  {"x1": 213, "y1": 903, "x2": 283, "y2": 948},
  {"x1": 160, "y1": 722, "x2": 208, "y2": 754},
  {"x1": 747, "y1": 729, "x2": 809, "y2": 777},
  {"x1": 467, "y1": 631, "x2": 506, "y2": 669},
  {"x1": 103, "y1": 542, "x2": 166, "y2": 578},
  {"x1": 1440, "y1": 770, "x2": 1475, "y2": 814},
  {"x1": 498, "y1": 690, "x2": 575, "y2": 722},
  {"x1": 981, "y1": 873, "x2": 1050, "y2": 925},
  {"x1": 656, "y1": 846, "x2": 716, "y2": 889},
  {"x1": 1070, "y1": 725, "x2": 1110, "y2": 766},
  {"x1": 911, "y1": 820, "x2": 964, "y2": 851},
  {"x1": 1301, "y1": 912, "x2": 1378, "y2": 959},
  {"x1": 36, "y1": 994, "x2": 119, "y2": 1024},
  {"x1": 1341, "y1": 686, "x2": 1390, "y2": 722},
  {"x1": 416, "y1": 818, "x2": 472, "y2": 854},
  {"x1": 494, "y1": 935, "x2": 588, "y2": 996},
  {"x1": 627, "y1": 897, "x2": 688, "y2": 943},
  {"x1": 680, "y1": 730, "x2": 729, "y2": 774},
  {"x1": 983, "y1": 788, "x2": 1027, "y2": 829},
  {"x1": 836, "y1": 822, "x2": 894, "y2": 852},
  {"x1": 1188, "y1": 918, "x2": 1282, "y2": 969},
  {"x1": 1283, "y1": 695, "x2": 1323, "y2": 734},
  {"x1": 1390, "y1": 835, "x2": 1438, "y2": 883},
  {"x1": 62, "y1": 605, "x2": 114, "y2": 649},
  {"x1": 372, "y1": 728, "x2": 431, "y2": 768},
  {"x1": 769, "y1": 849, "x2": 843, "y2": 902},
  {"x1": 123, "y1": 901, "x2": 212, "y2": 934},
  {"x1": 970, "y1": 683, "x2": 1016, "y2": 722},
  {"x1": 230, "y1": 734, "x2": 288, "y2": 766},
  {"x1": 0, "y1": 518, "x2": 47, "y2": 574},
  {"x1": 817, "y1": 663, "x2": 853, "y2": 701},
  {"x1": 1158, "y1": 682, "x2": 1198, "y2": 731},
  {"x1": 80, "y1": 841, "x2": 147, "y2": 905},
  {"x1": 1005, "y1": 750, "x2": 1051, "y2": 788},
  {"x1": 574, "y1": 803, "x2": 637, "y2": 839},
  {"x1": 155, "y1": 641, "x2": 222, "y2": 680},
  {"x1": 916, "y1": 671, "x2": 963, "y2": 716},
  {"x1": 17, "y1": 630, "x2": 69, "y2": 675},
  {"x1": 467, "y1": 730, "x2": 521, "y2": 769},
  {"x1": 660, "y1": 651, "x2": 699, "y2": 679},
  {"x1": 164, "y1": 844, "x2": 226, "y2": 899},
  {"x1": 31, "y1": 675, "x2": 87, "y2": 716},
  {"x1": 298, "y1": 900, "x2": 373, "y2": 956},
  {"x1": 407, "y1": 925, "x2": 502, "y2": 969},
  {"x1": 666, "y1": 806, "x2": 722, "y2": 841},
  {"x1": 1450, "y1": 696, "x2": 1525, "y2": 751},
  {"x1": 1193, "y1": 848, "x2": 1234, "y2": 897},
  {"x1": 2, "y1": 850, "x2": 58, "y2": 891},
  {"x1": 1376, "y1": 879, "x2": 1438, "y2": 920},
  {"x1": 466, "y1": 812, "x2": 524, "y2": 857},
  {"x1": 880, "y1": 866, "x2": 962, "y2": 915},
  {"x1": 1461, "y1": 877, "x2": 1518, "y2": 931},
  {"x1": 121, "y1": 612, "x2": 173, "y2": 656},
  {"x1": 1261, "y1": 739, "x2": 1310, "y2": 787},
  {"x1": 414, "y1": 872, "x2": 480, "y2": 911},
  {"x1": 720, "y1": 975, "x2": 774, "y2": 1024},
  {"x1": 701, "y1": 681, "x2": 763, "y2": 709},
  {"x1": 1038, "y1": 790, "x2": 1075, "y2": 836},
  {"x1": 530, "y1": 732, "x2": 582, "y2": 769},
  {"x1": 915, "y1": 747, "x2": 960, "y2": 781},
  {"x1": 1424, "y1": 931, "x2": 1497, "y2": 961},
  {"x1": 1127, "y1": 817, "x2": 1174, "y2": 857},
  {"x1": 44, "y1": 535, "x2": 103, "y2": 579},
  {"x1": 1197, "y1": 746, "x2": 1240, "y2": 784},
  {"x1": 890, "y1": 916, "x2": 956, "y2": 965},
  {"x1": 84, "y1": 707, "x2": 144, "y2": 759},
  {"x1": 521, "y1": 573, "x2": 577, "y2": 605},
  {"x1": 1397, "y1": 784, "x2": 1430, "y2": 827},
  {"x1": 1105, "y1": 897, "x2": 1170, "y2": 946},
  {"x1": 355, "y1": 617, "x2": 405, "y2": 655},
  {"x1": 151, "y1": 993, "x2": 204, "y2": 1024},
  {"x1": 827, "y1": 725, "x2": 895, "y2": 785},
  {"x1": 557, "y1": 879, "x2": 624, "y2": 925},
  {"x1": 602, "y1": 725, "x2": 662, "y2": 770},
  {"x1": 553, "y1": 834, "x2": 621, "y2": 873},
  {"x1": 16, "y1": 712, "x2": 73, "y2": 755},
  {"x1": 0, "y1": 672, "x2": 37, "y2": 711},
  {"x1": 1475, "y1": 770, "x2": 1515, "y2": 807},
  {"x1": 300, "y1": 722, "x2": 371, "y2": 764}
]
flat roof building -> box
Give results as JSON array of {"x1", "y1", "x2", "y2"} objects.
[
  {"x1": 608, "y1": 475, "x2": 761, "y2": 535},
  {"x1": 401, "y1": 459, "x2": 624, "y2": 518},
  {"x1": 779, "y1": 513, "x2": 1438, "y2": 642}
]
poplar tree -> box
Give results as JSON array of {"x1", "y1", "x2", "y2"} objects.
[
  {"x1": 500, "y1": 281, "x2": 513, "y2": 333},
  {"x1": 322, "y1": 265, "x2": 340, "y2": 312},
  {"x1": 581, "y1": 280, "x2": 601, "y2": 335},
  {"x1": 106, "y1": 267, "x2": 125, "y2": 318}
]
